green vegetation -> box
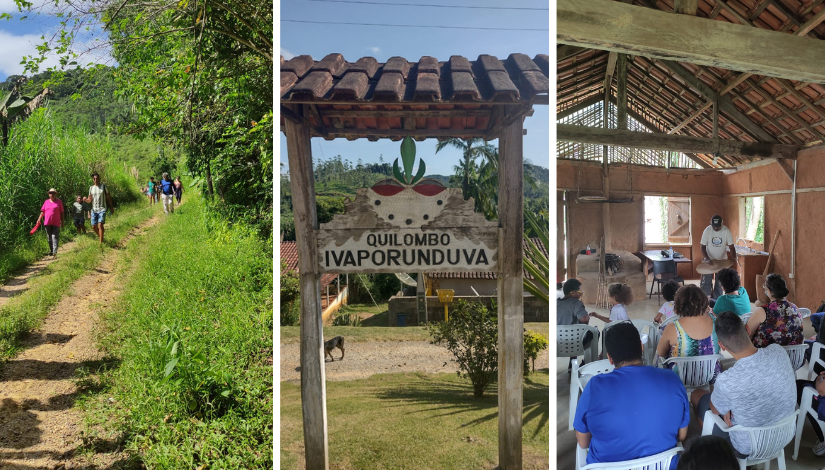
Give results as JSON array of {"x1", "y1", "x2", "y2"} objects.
[
  {"x1": 280, "y1": 153, "x2": 549, "y2": 242},
  {"x1": 0, "y1": 109, "x2": 141, "y2": 283},
  {"x1": 280, "y1": 371, "x2": 549, "y2": 470},
  {"x1": 428, "y1": 300, "x2": 499, "y2": 397},
  {"x1": 0, "y1": 202, "x2": 153, "y2": 359},
  {"x1": 84, "y1": 197, "x2": 272, "y2": 469},
  {"x1": 523, "y1": 331, "x2": 549, "y2": 374}
]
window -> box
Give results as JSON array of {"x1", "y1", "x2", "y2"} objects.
[
  {"x1": 742, "y1": 196, "x2": 764, "y2": 243},
  {"x1": 644, "y1": 196, "x2": 691, "y2": 244}
]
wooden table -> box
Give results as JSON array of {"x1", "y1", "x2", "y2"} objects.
[{"x1": 638, "y1": 250, "x2": 693, "y2": 278}]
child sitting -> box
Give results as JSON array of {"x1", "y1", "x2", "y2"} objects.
[
  {"x1": 591, "y1": 283, "x2": 633, "y2": 323},
  {"x1": 654, "y1": 280, "x2": 680, "y2": 332}
]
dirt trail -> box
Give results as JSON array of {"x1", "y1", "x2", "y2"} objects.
[
  {"x1": 0, "y1": 216, "x2": 159, "y2": 470},
  {"x1": 0, "y1": 237, "x2": 81, "y2": 309},
  {"x1": 280, "y1": 341, "x2": 550, "y2": 382}
]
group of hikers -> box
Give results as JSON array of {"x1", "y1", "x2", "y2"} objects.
[
  {"x1": 35, "y1": 171, "x2": 182, "y2": 258},
  {"x1": 35, "y1": 172, "x2": 114, "y2": 258},
  {"x1": 142, "y1": 173, "x2": 183, "y2": 215}
]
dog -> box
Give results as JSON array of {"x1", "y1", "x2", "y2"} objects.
[{"x1": 324, "y1": 336, "x2": 345, "y2": 362}]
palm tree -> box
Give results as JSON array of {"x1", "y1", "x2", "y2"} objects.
[{"x1": 435, "y1": 138, "x2": 497, "y2": 201}]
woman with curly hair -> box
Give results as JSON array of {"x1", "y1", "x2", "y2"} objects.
[
  {"x1": 656, "y1": 284, "x2": 721, "y2": 378},
  {"x1": 747, "y1": 273, "x2": 803, "y2": 347},
  {"x1": 590, "y1": 283, "x2": 633, "y2": 323}
]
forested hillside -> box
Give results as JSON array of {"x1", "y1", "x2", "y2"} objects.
[{"x1": 280, "y1": 155, "x2": 549, "y2": 241}]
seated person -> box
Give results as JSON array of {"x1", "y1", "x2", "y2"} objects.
[
  {"x1": 693, "y1": 311, "x2": 797, "y2": 458},
  {"x1": 590, "y1": 283, "x2": 633, "y2": 324},
  {"x1": 747, "y1": 273, "x2": 803, "y2": 347},
  {"x1": 712, "y1": 268, "x2": 751, "y2": 318},
  {"x1": 657, "y1": 284, "x2": 721, "y2": 379},
  {"x1": 558, "y1": 279, "x2": 595, "y2": 366},
  {"x1": 654, "y1": 280, "x2": 680, "y2": 332},
  {"x1": 574, "y1": 322, "x2": 689, "y2": 469},
  {"x1": 676, "y1": 435, "x2": 739, "y2": 470},
  {"x1": 796, "y1": 372, "x2": 825, "y2": 456}
]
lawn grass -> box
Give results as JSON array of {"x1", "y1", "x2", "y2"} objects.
[
  {"x1": 0, "y1": 201, "x2": 155, "y2": 359},
  {"x1": 339, "y1": 303, "x2": 389, "y2": 327},
  {"x1": 280, "y1": 371, "x2": 549, "y2": 470},
  {"x1": 280, "y1": 322, "x2": 548, "y2": 344},
  {"x1": 81, "y1": 196, "x2": 272, "y2": 469}
]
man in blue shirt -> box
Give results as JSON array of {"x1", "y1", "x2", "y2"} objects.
[{"x1": 574, "y1": 322, "x2": 689, "y2": 469}]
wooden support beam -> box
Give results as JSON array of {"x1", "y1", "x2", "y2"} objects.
[
  {"x1": 777, "y1": 158, "x2": 796, "y2": 181},
  {"x1": 557, "y1": 0, "x2": 825, "y2": 84},
  {"x1": 616, "y1": 54, "x2": 628, "y2": 130},
  {"x1": 497, "y1": 115, "x2": 524, "y2": 470},
  {"x1": 674, "y1": 0, "x2": 698, "y2": 15},
  {"x1": 796, "y1": 6, "x2": 825, "y2": 36},
  {"x1": 283, "y1": 105, "x2": 330, "y2": 470},
  {"x1": 558, "y1": 44, "x2": 588, "y2": 62},
  {"x1": 557, "y1": 124, "x2": 800, "y2": 159},
  {"x1": 281, "y1": 104, "x2": 328, "y2": 138}
]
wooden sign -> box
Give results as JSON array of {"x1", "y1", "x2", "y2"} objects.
[{"x1": 316, "y1": 138, "x2": 498, "y2": 274}]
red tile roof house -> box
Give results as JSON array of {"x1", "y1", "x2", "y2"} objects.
[
  {"x1": 388, "y1": 238, "x2": 550, "y2": 326},
  {"x1": 280, "y1": 241, "x2": 345, "y2": 323}
]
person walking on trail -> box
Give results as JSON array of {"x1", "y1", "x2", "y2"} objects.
[
  {"x1": 147, "y1": 177, "x2": 156, "y2": 205},
  {"x1": 160, "y1": 172, "x2": 175, "y2": 215},
  {"x1": 35, "y1": 188, "x2": 65, "y2": 258},
  {"x1": 173, "y1": 176, "x2": 184, "y2": 204},
  {"x1": 72, "y1": 195, "x2": 89, "y2": 234},
  {"x1": 84, "y1": 172, "x2": 115, "y2": 247}
]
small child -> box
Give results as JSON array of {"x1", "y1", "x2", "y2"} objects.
[
  {"x1": 654, "y1": 280, "x2": 680, "y2": 332},
  {"x1": 591, "y1": 283, "x2": 633, "y2": 323},
  {"x1": 72, "y1": 195, "x2": 89, "y2": 234}
]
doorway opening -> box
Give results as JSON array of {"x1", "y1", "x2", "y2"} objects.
[{"x1": 644, "y1": 196, "x2": 691, "y2": 245}]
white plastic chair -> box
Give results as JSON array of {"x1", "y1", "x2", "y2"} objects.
[
  {"x1": 632, "y1": 319, "x2": 660, "y2": 366},
  {"x1": 576, "y1": 443, "x2": 682, "y2": 470},
  {"x1": 782, "y1": 344, "x2": 808, "y2": 372},
  {"x1": 558, "y1": 324, "x2": 600, "y2": 366},
  {"x1": 663, "y1": 354, "x2": 723, "y2": 396},
  {"x1": 799, "y1": 308, "x2": 811, "y2": 319},
  {"x1": 659, "y1": 315, "x2": 678, "y2": 329},
  {"x1": 569, "y1": 360, "x2": 615, "y2": 432},
  {"x1": 808, "y1": 342, "x2": 825, "y2": 380},
  {"x1": 702, "y1": 409, "x2": 799, "y2": 470},
  {"x1": 600, "y1": 320, "x2": 660, "y2": 366},
  {"x1": 793, "y1": 385, "x2": 825, "y2": 460}
]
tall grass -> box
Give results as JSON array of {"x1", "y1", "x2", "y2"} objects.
[
  {"x1": 0, "y1": 108, "x2": 140, "y2": 280},
  {"x1": 85, "y1": 196, "x2": 273, "y2": 469}
]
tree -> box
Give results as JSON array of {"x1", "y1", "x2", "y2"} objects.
[{"x1": 435, "y1": 138, "x2": 497, "y2": 201}]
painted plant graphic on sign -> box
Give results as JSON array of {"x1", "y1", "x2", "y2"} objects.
[{"x1": 317, "y1": 137, "x2": 498, "y2": 273}]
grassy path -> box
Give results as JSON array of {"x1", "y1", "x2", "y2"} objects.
[{"x1": 0, "y1": 212, "x2": 159, "y2": 469}]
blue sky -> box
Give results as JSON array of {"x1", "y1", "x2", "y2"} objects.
[
  {"x1": 0, "y1": 1, "x2": 112, "y2": 82},
  {"x1": 278, "y1": 0, "x2": 550, "y2": 176}
]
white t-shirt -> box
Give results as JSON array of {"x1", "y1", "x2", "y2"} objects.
[
  {"x1": 610, "y1": 304, "x2": 629, "y2": 321},
  {"x1": 700, "y1": 225, "x2": 733, "y2": 260}
]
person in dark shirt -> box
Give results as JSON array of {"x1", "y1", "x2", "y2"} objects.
[{"x1": 558, "y1": 279, "x2": 595, "y2": 368}]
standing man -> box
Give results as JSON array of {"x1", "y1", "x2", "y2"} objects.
[
  {"x1": 84, "y1": 172, "x2": 115, "y2": 247},
  {"x1": 700, "y1": 215, "x2": 737, "y2": 300},
  {"x1": 160, "y1": 172, "x2": 175, "y2": 215}
]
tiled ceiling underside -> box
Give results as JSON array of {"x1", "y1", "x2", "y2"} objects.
[{"x1": 557, "y1": 0, "x2": 825, "y2": 168}]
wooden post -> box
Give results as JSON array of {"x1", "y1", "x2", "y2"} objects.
[
  {"x1": 602, "y1": 91, "x2": 611, "y2": 250},
  {"x1": 284, "y1": 104, "x2": 330, "y2": 470},
  {"x1": 616, "y1": 54, "x2": 628, "y2": 131},
  {"x1": 498, "y1": 114, "x2": 524, "y2": 470}
]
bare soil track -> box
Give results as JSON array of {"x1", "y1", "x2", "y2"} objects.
[{"x1": 0, "y1": 217, "x2": 158, "y2": 470}]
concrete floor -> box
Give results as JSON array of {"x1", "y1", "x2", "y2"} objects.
[{"x1": 556, "y1": 280, "x2": 823, "y2": 470}]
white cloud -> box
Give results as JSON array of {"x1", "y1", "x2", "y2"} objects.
[
  {"x1": 365, "y1": 46, "x2": 380, "y2": 55},
  {"x1": 0, "y1": 0, "x2": 22, "y2": 14},
  {"x1": 280, "y1": 47, "x2": 295, "y2": 60},
  {"x1": 0, "y1": 31, "x2": 58, "y2": 77}
]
